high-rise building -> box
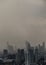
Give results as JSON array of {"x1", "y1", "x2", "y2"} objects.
[
  {"x1": 35, "y1": 46, "x2": 38, "y2": 62},
  {"x1": 42, "y1": 42, "x2": 45, "y2": 50},
  {"x1": 25, "y1": 41, "x2": 31, "y2": 50},
  {"x1": 38, "y1": 42, "x2": 45, "y2": 61},
  {"x1": 25, "y1": 41, "x2": 34, "y2": 65},
  {"x1": 7, "y1": 41, "x2": 14, "y2": 54},
  {"x1": 3, "y1": 49, "x2": 8, "y2": 55},
  {"x1": 3, "y1": 49, "x2": 8, "y2": 58},
  {"x1": 16, "y1": 49, "x2": 25, "y2": 65}
]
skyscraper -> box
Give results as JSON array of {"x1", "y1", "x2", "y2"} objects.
[{"x1": 7, "y1": 41, "x2": 14, "y2": 54}]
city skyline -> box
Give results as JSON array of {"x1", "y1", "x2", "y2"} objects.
[
  {"x1": 0, "y1": 41, "x2": 46, "y2": 65},
  {"x1": 0, "y1": 40, "x2": 45, "y2": 51}
]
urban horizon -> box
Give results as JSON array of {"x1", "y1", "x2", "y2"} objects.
[
  {"x1": 0, "y1": 40, "x2": 46, "y2": 51},
  {"x1": 0, "y1": 41, "x2": 46, "y2": 65}
]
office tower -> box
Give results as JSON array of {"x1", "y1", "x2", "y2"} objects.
[
  {"x1": 3, "y1": 49, "x2": 8, "y2": 55},
  {"x1": 7, "y1": 41, "x2": 14, "y2": 54},
  {"x1": 16, "y1": 49, "x2": 21, "y2": 65},
  {"x1": 35, "y1": 46, "x2": 38, "y2": 62},
  {"x1": 42, "y1": 42, "x2": 45, "y2": 50},
  {"x1": 25, "y1": 41, "x2": 31, "y2": 65},
  {"x1": 3, "y1": 49, "x2": 8, "y2": 58},
  {"x1": 25, "y1": 41, "x2": 34, "y2": 65},
  {"x1": 16, "y1": 48, "x2": 25, "y2": 65}
]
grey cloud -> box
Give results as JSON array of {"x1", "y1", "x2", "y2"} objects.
[{"x1": 0, "y1": 0, "x2": 46, "y2": 50}]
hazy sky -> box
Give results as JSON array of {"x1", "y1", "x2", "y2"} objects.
[{"x1": 0, "y1": 0, "x2": 46, "y2": 50}]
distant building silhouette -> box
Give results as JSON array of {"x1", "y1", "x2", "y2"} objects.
[{"x1": 7, "y1": 41, "x2": 14, "y2": 54}]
